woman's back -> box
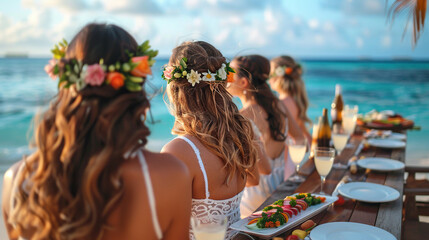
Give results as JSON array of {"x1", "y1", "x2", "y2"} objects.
[
  {"x1": 3, "y1": 151, "x2": 191, "y2": 240},
  {"x1": 163, "y1": 135, "x2": 245, "y2": 240},
  {"x1": 240, "y1": 103, "x2": 287, "y2": 160},
  {"x1": 164, "y1": 135, "x2": 245, "y2": 200},
  {"x1": 102, "y1": 150, "x2": 191, "y2": 240}
]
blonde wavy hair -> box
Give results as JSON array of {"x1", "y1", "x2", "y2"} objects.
[
  {"x1": 270, "y1": 56, "x2": 311, "y2": 125},
  {"x1": 166, "y1": 41, "x2": 258, "y2": 184},
  {"x1": 9, "y1": 23, "x2": 151, "y2": 240}
]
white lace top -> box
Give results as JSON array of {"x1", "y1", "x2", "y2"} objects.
[{"x1": 177, "y1": 136, "x2": 243, "y2": 240}]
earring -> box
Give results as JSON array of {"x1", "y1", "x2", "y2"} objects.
[{"x1": 243, "y1": 90, "x2": 247, "y2": 95}]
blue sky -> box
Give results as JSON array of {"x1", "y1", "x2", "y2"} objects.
[{"x1": 0, "y1": 0, "x2": 428, "y2": 59}]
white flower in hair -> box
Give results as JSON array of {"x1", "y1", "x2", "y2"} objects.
[
  {"x1": 202, "y1": 71, "x2": 216, "y2": 81},
  {"x1": 275, "y1": 66, "x2": 285, "y2": 77},
  {"x1": 187, "y1": 69, "x2": 201, "y2": 87},
  {"x1": 218, "y1": 63, "x2": 227, "y2": 80}
]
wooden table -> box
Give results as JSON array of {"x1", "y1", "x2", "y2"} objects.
[{"x1": 236, "y1": 133, "x2": 405, "y2": 239}]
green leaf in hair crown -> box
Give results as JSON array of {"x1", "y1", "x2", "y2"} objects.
[
  {"x1": 44, "y1": 39, "x2": 158, "y2": 92},
  {"x1": 161, "y1": 57, "x2": 236, "y2": 87}
]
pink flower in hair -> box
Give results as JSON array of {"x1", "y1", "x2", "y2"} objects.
[
  {"x1": 84, "y1": 64, "x2": 106, "y2": 86},
  {"x1": 163, "y1": 66, "x2": 174, "y2": 79},
  {"x1": 44, "y1": 59, "x2": 58, "y2": 80}
]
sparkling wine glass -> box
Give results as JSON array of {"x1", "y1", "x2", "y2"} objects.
[
  {"x1": 342, "y1": 105, "x2": 359, "y2": 136},
  {"x1": 342, "y1": 105, "x2": 358, "y2": 148},
  {"x1": 332, "y1": 124, "x2": 349, "y2": 169},
  {"x1": 314, "y1": 147, "x2": 335, "y2": 195},
  {"x1": 286, "y1": 137, "x2": 308, "y2": 182},
  {"x1": 191, "y1": 215, "x2": 227, "y2": 240}
]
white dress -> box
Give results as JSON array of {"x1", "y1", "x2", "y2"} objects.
[
  {"x1": 177, "y1": 136, "x2": 242, "y2": 240},
  {"x1": 10, "y1": 150, "x2": 164, "y2": 240},
  {"x1": 240, "y1": 121, "x2": 288, "y2": 218}
]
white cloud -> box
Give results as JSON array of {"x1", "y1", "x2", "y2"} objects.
[
  {"x1": 308, "y1": 19, "x2": 319, "y2": 29},
  {"x1": 101, "y1": 0, "x2": 163, "y2": 15},
  {"x1": 323, "y1": 22, "x2": 335, "y2": 32},
  {"x1": 356, "y1": 37, "x2": 364, "y2": 48},
  {"x1": 321, "y1": 0, "x2": 385, "y2": 16},
  {"x1": 42, "y1": 0, "x2": 87, "y2": 12},
  {"x1": 264, "y1": 8, "x2": 278, "y2": 33},
  {"x1": 382, "y1": 35, "x2": 391, "y2": 47}
]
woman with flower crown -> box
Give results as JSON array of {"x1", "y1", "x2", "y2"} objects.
[
  {"x1": 2, "y1": 23, "x2": 191, "y2": 240},
  {"x1": 226, "y1": 55, "x2": 305, "y2": 218},
  {"x1": 269, "y1": 56, "x2": 312, "y2": 142},
  {"x1": 161, "y1": 41, "x2": 267, "y2": 239}
]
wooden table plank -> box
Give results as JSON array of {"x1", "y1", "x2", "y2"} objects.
[{"x1": 374, "y1": 148, "x2": 405, "y2": 240}]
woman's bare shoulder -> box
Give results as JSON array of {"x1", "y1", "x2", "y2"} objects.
[
  {"x1": 120, "y1": 150, "x2": 189, "y2": 183},
  {"x1": 161, "y1": 137, "x2": 199, "y2": 167}
]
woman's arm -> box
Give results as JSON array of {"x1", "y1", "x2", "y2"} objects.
[
  {"x1": 298, "y1": 120, "x2": 312, "y2": 145},
  {"x1": 2, "y1": 161, "x2": 24, "y2": 240},
  {"x1": 255, "y1": 139, "x2": 272, "y2": 175},
  {"x1": 279, "y1": 101, "x2": 305, "y2": 142},
  {"x1": 162, "y1": 154, "x2": 192, "y2": 240}
]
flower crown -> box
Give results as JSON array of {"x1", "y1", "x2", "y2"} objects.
[
  {"x1": 271, "y1": 66, "x2": 294, "y2": 78},
  {"x1": 45, "y1": 39, "x2": 158, "y2": 92},
  {"x1": 161, "y1": 57, "x2": 235, "y2": 87}
]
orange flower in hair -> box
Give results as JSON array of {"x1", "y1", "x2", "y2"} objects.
[
  {"x1": 131, "y1": 55, "x2": 152, "y2": 77},
  {"x1": 285, "y1": 67, "x2": 293, "y2": 75},
  {"x1": 107, "y1": 72, "x2": 125, "y2": 89},
  {"x1": 227, "y1": 72, "x2": 235, "y2": 83}
]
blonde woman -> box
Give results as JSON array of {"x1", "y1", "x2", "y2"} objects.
[
  {"x1": 2, "y1": 23, "x2": 191, "y2": 240},
  {"x1": 269, "y1": 56, "x2": 312, "y2": 142},
  {"x1": 226, "y1": 55, "x2": 305, "y2": 217},
  {"x1": 161, "y1": 41, "x2": 264, "y2": 239}
]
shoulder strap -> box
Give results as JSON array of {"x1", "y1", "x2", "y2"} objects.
[
  {"x1": 137, "y1": 150, "x2": 163, "y2": 240},
  {"x1": 176, "y1": 136, "x2": 210, "y2": 199}
]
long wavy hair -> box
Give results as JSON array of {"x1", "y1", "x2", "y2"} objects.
[
  {"x1": 270, "y1": 56, "x2": 311, "y2": 125},
  {"x1": 234, "y1": 55, "x2": 287, "y2": 142},
  {"x1": 9, "y1": 23, "x2": 151, "y2": 240},
  {"x1": 166, "y1": 41, "x2": 258, "y2": 184}
]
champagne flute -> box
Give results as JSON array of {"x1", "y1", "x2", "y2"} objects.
[
  {"x1": 342, "y1": 105, "x2": 359, "y2": 136},
  {"x1": 286, "y1": 137, "x2": 308, "y2": 182},
  {"x1": 332, "y1": 124, "x2": 349, "y2": 169},
  {"x1": 342, "y1": 105, "x2": 358, "y2": 148},
  {"x1": 191, "y1": 215, "x2": 227, "y2": 240},
  {"x1": 314, "y1": 147, "x2": 335, "y2": 195}
]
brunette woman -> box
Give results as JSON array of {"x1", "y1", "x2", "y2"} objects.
[
  {"x1": 2, "y1": 23, "x2": 191, "y2": 240},
  {"x1": 227, "y1": 55, "x2": 305, "y2": 217},
  {"x1": 161, "y1": 41, "x2": 264, "y2": 239},
  {"x1": 269, "y1": 56, "x2": 312, "y2": 142}
]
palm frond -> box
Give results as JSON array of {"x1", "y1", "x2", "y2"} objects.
[{"x1": 388, "y1": 0, "x2": 427, "y2": 46}]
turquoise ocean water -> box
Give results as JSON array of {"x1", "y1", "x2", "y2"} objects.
[{"x1": 0, "y1": 58, "x2": 428, "y2": 172}]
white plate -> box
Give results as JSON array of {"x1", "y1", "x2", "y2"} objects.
[
  {"x1": 229, "y1": 194, "x2": 338, "y2": 239},
  {"x1": 338, "y1": 182, "x2": 400, "y2": 203},
  {"x1": 387, "y1": 133, "x2": 406, "y2": 141},
  {"x1": 367, "y1": 139, "x2": 406, "y2": 149},
  {"x1": 310, "y1": 222, "x2": 396, "y2": 240},
  {"x1": 357, "y1": 157, "x2": 405, "y2": 172}
]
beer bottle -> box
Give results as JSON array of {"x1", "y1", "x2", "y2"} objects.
[
  {"x1": 331, "y1": 84, "x2": 344, "y2": 125},
  {"x1": 317, "y1": 108, "x2": 332, "y2": 148}
]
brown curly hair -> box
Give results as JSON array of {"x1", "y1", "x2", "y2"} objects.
[
  {"x1": 9, "y1": 23, "x2": 151, "y2": 239},
  {"x1": 233, "y1": 55, "x2": 287, "y2": 142},
  {"x1": 166, "y1": 41, "x2": 258, "y2": 184},
  {"x1": 270, "y1": 56, "x2": 311, "y2": 125}
]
